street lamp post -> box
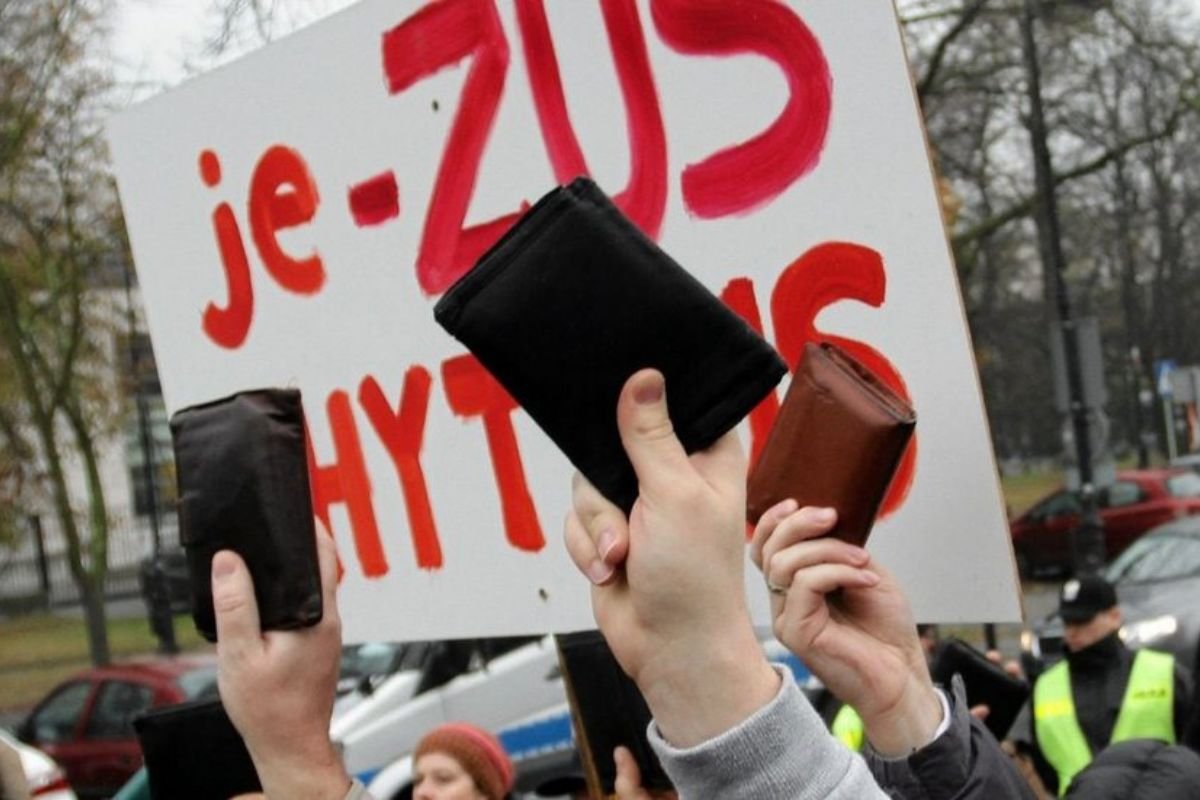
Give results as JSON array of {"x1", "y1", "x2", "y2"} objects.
[
  {"x1": 1019, "y1": 0, "x2": 1106, "y2": 576},
  {"x1": 123, "y1": 260, "x2": 178, "y2": 654}
]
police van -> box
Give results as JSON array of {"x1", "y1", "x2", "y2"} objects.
[{"x1": 330, "y1": 635, "x2": 813, "y2": 799}]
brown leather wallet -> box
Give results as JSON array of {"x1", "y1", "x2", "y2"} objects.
[{"x1": 746, "y1": 342, "x2": 916, "y2": 546}]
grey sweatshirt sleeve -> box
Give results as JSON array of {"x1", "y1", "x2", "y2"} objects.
[{"x1": 646, "y1": 666, "x2": 889, "y2": 800}]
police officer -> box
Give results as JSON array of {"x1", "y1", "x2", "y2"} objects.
[{"x1": 1021, "y1": 575, "x2": 1193, "y2": 795}]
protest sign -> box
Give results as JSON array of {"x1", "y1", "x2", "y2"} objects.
[{"x1": 109, "y1": 0, "x2": 1022, "y2": 641}]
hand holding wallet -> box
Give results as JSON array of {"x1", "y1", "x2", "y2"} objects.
[
  {"x1": 434, "y1": 177, "x2": 787, "y2": 513},
  {"x1": 747, "y1": 342, "x2": 915, "y2": 546},
  {"x1": 170, "y1": 388, "x2": 322, "y2": 642}
]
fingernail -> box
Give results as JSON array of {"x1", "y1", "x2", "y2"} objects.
[
  {"x1": 598, "y1": 528, "x2": 618, "y2": 563},
  {"x1": 817, "y1": 507, "x2": 837, "y2": 523},
  {"x1": 862, "y1": 570, "x2": 881, "y2": 585},
  {"x1": 850, "y1": 546, "x2": 870, "y2": 563},
  {"x1": 586, "y1": 559, "x2": 614, "y2": 585},
  {"x1": 212, "y1": 553, "x2": 235, "y2": 581},
  {"x1": 634, "y1": 376, "x2": 663, "y2": 405}
]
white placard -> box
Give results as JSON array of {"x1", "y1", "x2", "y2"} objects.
[{"x1": 109, "y1": 0, "x2": 1022, "y2": 642}]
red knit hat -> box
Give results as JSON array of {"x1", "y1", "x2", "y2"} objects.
[{"x1": 414, "y1": 723, "x2": 514, "y2": 800}]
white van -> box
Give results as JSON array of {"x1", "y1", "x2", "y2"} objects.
[
  {"x1": 332, "y1": 634, "x2": 814, "y2": 799},
  {"x1": 332, "y1": 637, "x2": 563, "y2": 788}
]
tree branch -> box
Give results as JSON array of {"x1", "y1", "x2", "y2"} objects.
[
  {"x1": 951, "y1": 121, "x2": 1182, "y2": 249},
  {"x1": 916, "y1": 0, "x2": 992, "y2": 103}
]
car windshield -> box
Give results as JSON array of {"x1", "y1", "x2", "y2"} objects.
[
  {"x1": 1166, "y1": 471, "x2": 1200, "y2": 498},
  {"x1": 1106, "y1": 533, "x2": 1200, "y2": 583},
  {"x1": 176, "y1": 665, "x2": 219, "y2": 700}
]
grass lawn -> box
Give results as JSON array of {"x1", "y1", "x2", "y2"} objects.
[
  {"x1": 996, "y1": 452, "x2": 1159, "y2": 518},
  {"x1": 999, "y1": 469, "x2": 1062, "y2": 517},
  {"x1": 0, "y1": 613, "x2": 211, "y2": 713}
]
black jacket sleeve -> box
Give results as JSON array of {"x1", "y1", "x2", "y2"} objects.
[
  {"x1": 1176, "y1": 662, "x2": 1195, "y2": 743},
  {"x1": 1176, "y1": 659, "x2": 1195, "y2": 750},
  {"x1": 864, "y1": 676, "x2": 1036, "y2": 800}
]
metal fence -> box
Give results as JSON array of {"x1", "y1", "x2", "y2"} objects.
[{"x1": 0, "y1": 513, "x2": 180, "y2": 611}]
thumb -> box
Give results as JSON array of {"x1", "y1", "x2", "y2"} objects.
[
  {"x1": 616, "y1": 370, "x2": 691, "y2": 498},
  {"x1": 614, "y1": 745, "x2": 645, "y2": 799},
  {"x1": 212, "y1": 550, "x2": 262, "y2": 655}
]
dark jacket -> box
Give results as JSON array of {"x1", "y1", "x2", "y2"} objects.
[
  {"x1": 865, "y1": 676, "x2": 1035, "y2": 799},
  {"x1": 1063, "y1": 738, "x2": 1200, "y2": 799},
  {"x1": 1187, "y1": 654, "x2": 1200, "y2": 751},
  {"x1": 1057, "y1": 634, "x2": 1191, "y2": 754},
  {"x1": 1012, "y1": 633, "x2": 1194, "y2": 794}
]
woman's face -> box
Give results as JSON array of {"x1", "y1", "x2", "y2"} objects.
[{"x1": 412, "y1": 752, "x2": 489, "y2": 800}]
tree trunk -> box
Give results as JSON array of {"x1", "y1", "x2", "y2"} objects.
[
  {"x1": 1111, "y1": 155, "x2": 1145, "y2": 354},
  {"x1": 0, "y1": 277, "x2": 111, "y2": 666},
  {"x1": 80, "y1": 577, "x2": 111, "y2": 666},
  {"x1": 66, "y1": 397, "x2": 110, "y2": 591}
]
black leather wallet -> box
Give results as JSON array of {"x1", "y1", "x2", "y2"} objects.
[
  {"x1": 434, "y1": 177, "x2": 787, "y2": 512},
  {"x1": 930, "y1": 638, "x2": 1030, "y2": 740},
  {"x1": 134, "y1": 697, "x2": 262, "y2": 799},
  {"x1": 170, "y1": 388, "x2": 322, "y2": 642},
  {"x1": 556, "y1": 630, "x2": 673, "y2": 795}
]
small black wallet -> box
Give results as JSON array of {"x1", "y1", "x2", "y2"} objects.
[
  {"x1": 930, "y1": 638, "x2": 1030, "y2": 740},
  {"x1": 434, "y1": 177, "x2": 787, "y2": 512},
  {"x1": 170, "y1": 388, "x2": 322, "y2": 642},
  {"x1": 134, "y1": 697, "x2": 262, "y2": 799},
  {"x1": 556, "y1": 630, "x2": 672, "y2": 795}
]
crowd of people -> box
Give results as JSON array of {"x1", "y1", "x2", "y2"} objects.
[{"x1": 204, "y1": 369, "x2": 1198, "y2": 799}]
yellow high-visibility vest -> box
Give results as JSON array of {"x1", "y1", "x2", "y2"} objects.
[
  {"x1": 832, "y1": 703, "x2": 864, "y2": 752},
  {"x1": 1033, "y1": 649, "x2": 1175, "y2": 795}
]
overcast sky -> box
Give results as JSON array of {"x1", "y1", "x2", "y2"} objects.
[
  {"x1": 110, "y1": 0, "x2": 210, "y2": 99},
  {"x1": 109, "y1": 0, "x2": 356, "y2": 103},
  {"x1": 109, "y1": 0, "x2": 1200, "y2": 105}
]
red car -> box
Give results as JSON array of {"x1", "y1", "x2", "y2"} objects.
[
  {"x1": 1010, "y1": 468, "x2": 1200, "y2": 577},
  {"x1": 15, "y1": 657, "x2": 217, "y2": 799}
]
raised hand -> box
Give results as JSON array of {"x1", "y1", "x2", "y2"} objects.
[
  {"x1": 751, "y1": 503, "x2": 942, "y2": 756},
  {"x1": 213, "y1": 522, "x2": 351, "y2": 800},
  {"x1": 563, "y1": 370, "x2": 779, "y2": 747}
]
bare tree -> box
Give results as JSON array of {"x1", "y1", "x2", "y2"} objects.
[
  {"x1": 0, "y1": 0, "x2": 123, "y2": 664},
  {"x1": 195, "y1": 0, "x2": 351, "y2": 67},
  {"x1": 901, "y1": 0, "x2": 1200, "y2": 458}
]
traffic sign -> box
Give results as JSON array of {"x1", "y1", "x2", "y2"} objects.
[{"x1": 1157, "y1": 359, "x2": 1177, "y2": 397}]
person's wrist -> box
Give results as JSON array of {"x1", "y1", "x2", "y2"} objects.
[
  {"x1": 634, "y1": 614, "x2": 779, "y2": 747},
  {"x1": 861, "y1": 673, "x2": 944, "y2": 758},
  {"x1": 249, "y1": 737, "x2": 351, "y2": 799}
]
